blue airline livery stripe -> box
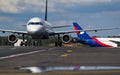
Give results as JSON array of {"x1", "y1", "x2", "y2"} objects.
[{"x1": 73, "y1": 22, "x2": 112, "y2": 47}]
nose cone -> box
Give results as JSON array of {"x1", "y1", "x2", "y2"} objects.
[
  {"x1": 27, "y1": 17, "x2": 46, "y2": 35},
  {"x1": 27, "y1": 25, "x2": 45, "y2": 35}
]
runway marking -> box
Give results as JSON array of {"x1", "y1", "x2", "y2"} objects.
[
  {"x1": 66, "y1": 50, "x2": 73, "y2": 53},
  {"x1": 0, "y1": 50, "x2": 45, "y2": 60},
  {"x1": 0, "y1": 47, "x2": 55, "y2": 60},
  {"x1": 61, "y1": 54, "x2": 70, "y2": 57},
  {"x1": 60, "y1": 50, "x2": 73, "y2": 57}
]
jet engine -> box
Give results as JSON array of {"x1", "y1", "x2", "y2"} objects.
[
  {"x1": 61, "y1": 34, "x2": 72, "y2": 44},
  {"x1": 8, "y1": 34, "x2": 18, "y2": 43}
]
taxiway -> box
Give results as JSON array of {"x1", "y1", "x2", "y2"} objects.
[{"x1": 0, "y1": 46, "x2": 120, "y2": 75}]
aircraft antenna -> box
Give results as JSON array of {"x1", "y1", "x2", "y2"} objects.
[{"x1": 45, "y1": 0, "x2": 48, "y2": 21}]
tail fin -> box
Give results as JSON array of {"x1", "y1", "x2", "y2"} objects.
[
  {"x1": 45, "y1": 0, "x2": 48, "y2": 21},
  {"x1": 73, "y1": 22, "x2": 91, "y2": 40}
]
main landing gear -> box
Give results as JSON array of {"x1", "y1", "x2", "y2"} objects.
[
  {"x1": 54, "y1": 34, "x2": 62, "y2": 47},
  {"x1": 20, "y1": 34, "x2": 27, "y2": 46},
  {"x1": 55, "y1": 41, "x2": 62, "y2": 47}
]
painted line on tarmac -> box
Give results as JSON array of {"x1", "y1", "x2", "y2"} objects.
[
  {"x1": 0, "y1": 49, "x2": 50, "y2": 60},
  {"x1": 61, "y1": 54, "x2": 70, "y2": 57},
  {"x1": 60, "y1": 50, "x2": 73, "y2": 57},
  {"x1": 66, "y1": 50, "x2": 73, "y2": 53}
]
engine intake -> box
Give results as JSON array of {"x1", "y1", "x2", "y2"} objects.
[
  {"x1": 8, "y1": 34, "x2": 18, "y2": 43},
  {"x1": 61, "y1": 34, "x2": 72, "y2": 44}
]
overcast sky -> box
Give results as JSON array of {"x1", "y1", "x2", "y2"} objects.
[{"x1": 0, "y1": 0, "x2": 120, "y2": 36}]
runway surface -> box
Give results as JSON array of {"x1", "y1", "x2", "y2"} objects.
[{"x1": 0, "y1": 46, "x2": 120, "y2": 75}]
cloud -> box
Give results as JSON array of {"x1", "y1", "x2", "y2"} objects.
[
  {"x1": 0, "y1": 0, "x2": 116, "y2": 14},
  {"x1": 0, "y1": 16, "x2": 15, "y2": 22},
  {"x1": 0, "y1": 0, "x2": 25, "y2": 13},
  {"x1": 59, "y1": 0, "x2": 112, "y2": 4},
  {"x1": 0, "y1": 0, "x2": 45, "y2": 13}
]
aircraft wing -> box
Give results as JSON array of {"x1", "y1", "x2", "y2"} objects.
[
  {"x1": 50, "y1": 27, "x2": 119, "y2": 35},
  {"x1": 0, "y1": 29, "x2": 28, "y2": 34},
  {"x1": 51, "y1": 25, "x2": 71, "y2": 28}
]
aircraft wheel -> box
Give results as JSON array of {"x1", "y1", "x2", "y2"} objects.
[
  {"x1": 59, "y1": 42, "x2": 62, "y2": 47},
  {"x1": 20, "y1": 41, "x2": 27, "y2": 46},
  {"x1": 55, "y1": 42, "x2": 58, "y2": 47},
  {"x1": 55, "y1": 41, "x2": 62, "y2": 47},
  {"x1": 20, "y1": 41, "x2": 24, "y2": 46}
]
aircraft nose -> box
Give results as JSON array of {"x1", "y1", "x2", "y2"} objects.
[
  {"x1": 35, "y1": 25, "x2": 43, "y2": 31},
  {"x1": 27, "y1": 25, "x2": 45, "y2": 34}
]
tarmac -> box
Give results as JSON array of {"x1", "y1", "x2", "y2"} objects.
[{"x1": 0, "y1": 46, "x2": 120, "y2": 75}]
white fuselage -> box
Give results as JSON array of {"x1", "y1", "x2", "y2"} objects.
[
  {"x1": 96, "y1": 38, "x2": 120, "y2": 47},
  {"x1": 26, "y1": 17, "x2": 52, "y2": 36}
]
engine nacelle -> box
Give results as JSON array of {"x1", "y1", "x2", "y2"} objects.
[
  {"x1": 61, "y1": 34, "x2": 72, "y2": 44},
  {"x1": 8, "y1": 34, "x2": 18, "y2": 43}
]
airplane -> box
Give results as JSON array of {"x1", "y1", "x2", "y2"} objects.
[
  {"x1": 73, "y1": 22, "x2": 120, "y2": 47},
  {"x1": 0, "y1": 0, "x2": 73, "y2": 47},
  {"x1": 0, "y1": 0, "x2": 119, "y2": 47}
]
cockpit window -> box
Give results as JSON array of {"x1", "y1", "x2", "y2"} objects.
[
  {"x1": 28, "y1": 22, "x2": 34, "y2": 25},
  {"x1": 28, "y1": 22, "x2": 43, "y2": 25}
]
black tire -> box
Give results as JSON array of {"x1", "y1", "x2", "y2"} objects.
[
  {"x1": 25, "y1": 41, "x2": 27, "y2": 46},
  {"x1": 55, "y1": 42, "x2": 58, "y2": 47},
  {"x1": 20, "y1": 41, "x2": 27, "y2": 46},
  {"x1": 20, "y1": 41, "x2": 24, "y2": 46},
  {"x1": 55, "y1": 41, "x2": 62, "y2": 47},
  {"x1": 59, "y1": 42, "x2": 62, "y2": 47}
]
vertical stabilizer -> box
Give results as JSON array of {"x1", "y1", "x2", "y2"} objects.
[
  {"x1": 45, "y1": 0, "x2": 48, "y2": 21},
  {"x1": 73, "y1": 22, "x2": 91, "y2": 40}
]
